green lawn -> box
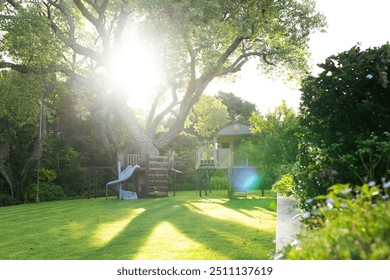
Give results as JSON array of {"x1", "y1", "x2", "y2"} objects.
[{"x1": 0, "y1": 190, "x2": 276, "y2": 260}]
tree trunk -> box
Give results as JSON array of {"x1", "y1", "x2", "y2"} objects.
[{"x1": 0, "y1": 165, "x2": 14, "y2": 198}]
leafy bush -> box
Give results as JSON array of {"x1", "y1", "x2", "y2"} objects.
[
  {"x1": 25, "y1": 182, "x2": 65, "y2": 202},
  {"x1": 210, "y1": 176, "x2": 228, "y2": 190},
  {"x1": 238, "y1": 102, "x2": 299, "y2": 190},
  {"x1": 285, "y1": 182, "x2": 390, "y2": 259},
  {"x1": 0, "y1": 193, "x2": 20, "y2": 206},
  {"x1": 296, "y1": 44, "x2": 390, "y2": 209},
  {"x1": 272, "y1": 173, "x2": 294, "y2": 196}
]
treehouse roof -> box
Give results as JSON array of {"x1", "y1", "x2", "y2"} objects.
[{"x1": 215, "y1": 123, "x2": 251, "y2": 142}]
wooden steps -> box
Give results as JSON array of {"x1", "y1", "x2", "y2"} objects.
[{"x1": 147, "y1": 155, "x2": 169, "y2": 197}]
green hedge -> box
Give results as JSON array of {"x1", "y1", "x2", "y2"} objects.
[
  {"x1": 25, "y1": 182, "x2": 66, "y2": 203},
  {"x1": 210, "y1": 176, "x2": 229, "y2": 190}
]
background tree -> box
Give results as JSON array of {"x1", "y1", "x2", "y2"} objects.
[
  {"x1": 185, "y1": 94, "x2": 230, "y2": 139},
  {"x1": 238, "y1": 101, "x2": 299, "y2": 189},
  {"x1": 216, "y1": 91, "x2": 257, "y2": 124},
  {"x1": 295, "y1": 44, "x2": 390, "y2": 207}
]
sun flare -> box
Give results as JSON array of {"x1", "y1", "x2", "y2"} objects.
[{"x1": 108, "y1": 43, "x2": 161, "y2": 110}]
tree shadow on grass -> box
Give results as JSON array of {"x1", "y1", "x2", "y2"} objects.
[{"x1": 76, "y1": 193, "x2": 276, "y2": 260}]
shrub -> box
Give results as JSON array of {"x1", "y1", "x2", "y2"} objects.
[
  {"x1": 296, "y1": 45, "x2": 390, "y2": 209},
  {"x1": 210, "y1": 176, "x2": 229, "y2": 190},
  {"x1": 0, "y1": 193, "x2": 21, "y2": 206},
  {"x1": 25, "y1": 182, "x2": 66, "y2": 202},
  {"x1": 272, "y1": 173, "x2": 294, "y2": 196},
  {"x1": 285, "y1": 182, "x2": 390, "y2": 259}
]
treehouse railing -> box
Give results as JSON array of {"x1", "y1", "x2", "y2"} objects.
[
  {"x1": 128, "y1": 154, "x2": 143, "y2": 166},
  {"x1": 197, "y1": 147, "x2": 232, "y2": 168}
]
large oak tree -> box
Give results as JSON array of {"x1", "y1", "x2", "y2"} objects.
[{"x1": 1, "y1": 0, "x2": 325, "y2": 159}]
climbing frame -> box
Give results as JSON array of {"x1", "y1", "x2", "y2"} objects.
[{"x1": 121, "y1": 152, "x2": 174, "y2": 198}]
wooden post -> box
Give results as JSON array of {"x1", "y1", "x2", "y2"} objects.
[
  {"x1": 105, "y1": 172, "x2": 108, "y2": 200},
  {"x1": 173, "y1": 170, "x2": 176, "y2": 197},
  {"x1": 204, "y1": 168, "x2": 208, "y2": 196},
  {"x1": 213, "y1": 139, "x2": 217, "y2": 167},
  {"x1": 117, "y1": 161, "x2": 121, "y2": 199},
  {"x1": 145, "y1": 154, "x2": 150, "y2": 198},
  {"x1": 197, "y1": 169, "x2": 202, "y2": 197},
  {"x1": 228, "y1": 166, "x2": 233, "y2": 198}
]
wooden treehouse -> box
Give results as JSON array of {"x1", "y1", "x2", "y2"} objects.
[{"x1": 197, "y1": 123, "x2": 258, "y2": 196}]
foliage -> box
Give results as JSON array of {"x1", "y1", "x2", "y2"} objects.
[
  {"x1": 185, "y1": 94, "x2": 230, "y2": 138},
  {"x1": 0, "y1": 70, "x2": 46, "y2": 201},
  {"x1": 210, "y1": 175, "x2": 229, "y2": 190},
  {"x1": 0, "y1": 193, "x2": 20, "y2": 206},
  {"x1": 216, "y1": 91, "x2": 257, "y2": 124},
  {"x1": 295, "y1": 44, "x2": 390, "y2": 208},
  {"x1": 0, "y1": 7, "x2": 64, "y2": 68},
  {"x1": 38, "y1": 168, "x2": 57, "y2": 183},
  {"x1": 272, "y1": 173, "x2": 294, "y2": 196},
  {"x1": 1, "y1": 0, "x2": 326, "y2": 159},
  {"x1": 285, "y1": 182, "x2": 390, "y2": 259},
  {"x1": 25, "y1": 182, "x2": 65, "y2": 203},
  {"x1": 238, "y1": 101, "x2": 299, "y2": 189},
  {"x1": 0, "y1": 71, "x2": 41, "y2": 126},
  {"x1": 56, "y1": 147, "x2": 87, "y2": 197},
  {"x1": 24, "y1": 168, "x2": 63, "y2": 203}
]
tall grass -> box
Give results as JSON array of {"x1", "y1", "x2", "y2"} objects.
[{"x1": 0, "y1": 190, "x2": 276, "y2": 260}]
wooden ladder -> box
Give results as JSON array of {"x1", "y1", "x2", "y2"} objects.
[{"x1": 146, "y1": 155, "x2": 169, "y2": 197}]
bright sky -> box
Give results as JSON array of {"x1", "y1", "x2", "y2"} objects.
[{"x1": 208, "y1": 0, "x2": 390, "y2": 114}]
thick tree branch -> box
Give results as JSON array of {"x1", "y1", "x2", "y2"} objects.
[
  {"x1": 155, "y1": 71, "x2": 216, "y2": 150},
  {"x1": 84, "y1": 0, "x2": 100, "y2": 12},
  {"x1": 73, "y1": 0, "x2": 99, "y2": 26},
  {"x1": 148, "y1": 87, "x2": 179, "y2": 139},
  {"x1": 48, "y1": 0, "x2": 104, "y2": 64},
  {"x1": 216, "y1": 36, "x2": 244, "y2": 67},
  {"x1": 0, "y1": 61, "x2": 36, "y2": 73},
  {"x1": 187, "y1": 42, "x2": 197, "y2": 83},
  {"x1": 73, "y1": 0, "x2": 111, "y2": 53},
  {"x1": 145, "y1": 93, "x2": 161, "y2": 134},
  {"x1": 218, "y1": 51, "x2": 276, "y2": 76},
  {"x1": 59, "y1": 67, "x2": 103, "y2": 92}
]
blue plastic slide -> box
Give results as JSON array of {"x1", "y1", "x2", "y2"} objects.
[{"x1": 106, "y1": 164, "x2": 140, "y2": 200}]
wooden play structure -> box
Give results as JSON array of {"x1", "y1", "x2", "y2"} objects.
[
  {"x1": 197, "y1": 123, "x2": 258, "y2": 197},
  {"x1": 105, "y1": 151, "x2": 176, "y2": 199}
]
